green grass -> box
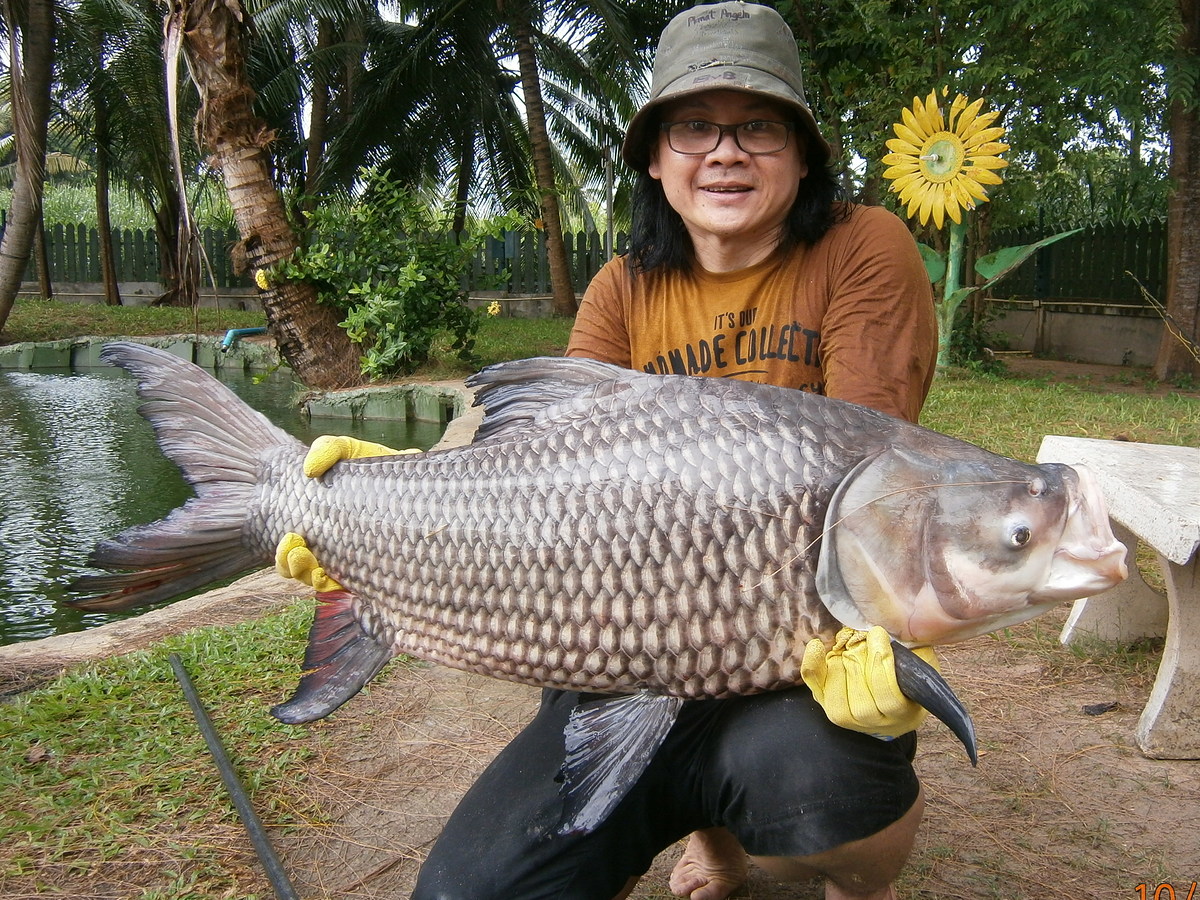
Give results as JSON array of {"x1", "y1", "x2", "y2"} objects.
[
  {"x1": 921, "y1": 367, "x2": 1200, "y2": 459},
  {"x1": 417, "y1": 313, "x2": 576, "y2": 380},
  {"x1": 2, "y1": 296, "x2": 267, "y2": 344},
  {"x1": 984, "y1": 616, "x2": 1166, "y2": 684},
  {"x1": 0, "y1": 600, "x2": 327, "y2": 897},
  {"x1": 1, "y1": 310, "x2": 1196, "y2": 895}
]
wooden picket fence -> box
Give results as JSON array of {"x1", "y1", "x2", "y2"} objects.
[
  {"x1": 27, "y1": 222, "x2": 632, "y2": 296},
  {"x1": 37, "y1": 222, "x2": 247, "y2": 288},
  {"x1": 989, "y1": 219, "x2": 1166, "y2": 306},
  {"x1": 22, "y1": 218, "x2": 1164, "y2": 305}
]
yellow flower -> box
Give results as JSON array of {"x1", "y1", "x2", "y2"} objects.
[
  {"x1": 487, "y1": 300, "x2": 502, "y2": 317},
  {"x1": 882, "y1": 90, "x2": 1009, "y2": 228},
  {"x1": 254, "y1": 268, "x2": 270, "y2": 290}
]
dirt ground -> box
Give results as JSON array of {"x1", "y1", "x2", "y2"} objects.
[
  {"x1": 5, "y1": 358, "x2": 1199, "y2": 899},
  {"x1": 997, "y1": 353, "x2": 1196, "y2": 397},
  {"x1": 243, "y1": 358, "x2": 1200, "y2": 898},
  {"x1": 265, "y1": 613, "x2": 1198, "y2": 900}
]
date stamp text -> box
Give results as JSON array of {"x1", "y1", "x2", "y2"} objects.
[{"x1": 1135, "y1": 885, "x2": 1197, "y2": 900}]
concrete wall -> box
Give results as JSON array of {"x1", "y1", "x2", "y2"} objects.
[
  {"x1": 0, "y1": 335, "x2": 467, "y2": 426},
  {"x1": 301, "y1": 381, "x2": 471, "y2": 426},
  {"x1": 465, "y1": 292, "x2": 555, "y2": 318},
  {"x1": 987, "y1": 302, "x2": 1164, "y2": 367},
  {"x1": 0, "y1": 334, "x2": 281, "y2": 372}
]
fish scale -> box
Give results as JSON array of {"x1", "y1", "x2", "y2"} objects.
[{"x1": 249, "y1": 398, "x2": 837, "y2": 699}]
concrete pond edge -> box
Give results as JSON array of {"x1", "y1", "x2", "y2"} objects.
[{"x1": 0, "y1": 333, "x2": 477, "y2": 427}]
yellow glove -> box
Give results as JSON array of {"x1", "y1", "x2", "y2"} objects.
[
  {"x1": 303, "y1": 435, "x2": 421, "y2": 478},
  {"x1": 279, "y1": 437, "x2": 420, "y2": 591},
  {"x1": 275, "y1": 532, "x2": 344, "y2": 593},
  {"x1": 801, "y1": 626, "x2": 939, "y2": 738}
]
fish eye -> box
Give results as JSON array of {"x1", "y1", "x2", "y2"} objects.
[
  {"x1": 1010, "y1": 525, "x2": 1032, "y2": 548},
  {"x1": 1028, "y1": 478, "x2": 1045, "y2": 497}
]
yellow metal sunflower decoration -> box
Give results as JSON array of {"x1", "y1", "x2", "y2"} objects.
[
  {"x1": 883, "y1": 90, "x2": 1009, "y2": 229},
  {"x1": 881, "y1": 89, "x2": 1078, "y2": 368}
]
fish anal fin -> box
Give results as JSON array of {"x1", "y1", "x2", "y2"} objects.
[
  {"x1": 556, "y1": 692, "x2": 684, "y2": 835},
  {"x1": 271, "y1": 592, "x2": 394, "y2": 724}
]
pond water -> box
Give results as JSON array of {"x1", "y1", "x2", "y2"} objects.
[{"x1": 0, "y1": 366, "x2": 446, "y2": 645}]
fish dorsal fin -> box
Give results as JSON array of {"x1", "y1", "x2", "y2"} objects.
[
  {"x1": 466, "y1": 356, "x2": 634, "y2": 443},
  {"x1": 556, "y1": 692, "x2": 684, "y2": 835},
  {"x1": 271, "y1": 593, "x2": 394, "y2": 724}
]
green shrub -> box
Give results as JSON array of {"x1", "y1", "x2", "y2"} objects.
[{"x1": 272, "y1": 168, "x2": 505, "y2": 379}]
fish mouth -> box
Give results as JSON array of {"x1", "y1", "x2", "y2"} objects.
[
  {"x1": 1041, "y1": 541, "x2": 1128, "y2": 598},
  {"x1": 892, "y1": 641, "x2": 977, "y2": 765},
  {"x1": 1037, "y1": 464, "x2": 1128, "y2": 600}
]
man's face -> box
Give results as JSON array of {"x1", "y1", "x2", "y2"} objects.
[{"x1": 648, "y1": 90, "x2": 808, "y2": 258}]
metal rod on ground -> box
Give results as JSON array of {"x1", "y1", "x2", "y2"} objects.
[{"x1": 168, "y1": 653, "x2": 300, "y2": 900}]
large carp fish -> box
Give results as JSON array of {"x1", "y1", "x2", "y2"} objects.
[{"x1": 71, "y1": 342, "x2": 1126, "y2": 832}]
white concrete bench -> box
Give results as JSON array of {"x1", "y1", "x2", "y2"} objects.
[{"x1": 1037, "y1": 436, "x2": 1200, "y2": 758}]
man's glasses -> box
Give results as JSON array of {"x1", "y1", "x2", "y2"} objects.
[{"x1": 660, "y1": 120, "x2": 795, "y2": 155}]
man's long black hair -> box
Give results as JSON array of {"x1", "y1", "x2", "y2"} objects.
[{"x1": 625, "y1": 130, "x2": 848, "y2": 275}]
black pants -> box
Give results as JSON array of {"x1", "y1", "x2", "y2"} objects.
[{"x1": 412, "y1": 686, "x2": 919, "y2": 900}]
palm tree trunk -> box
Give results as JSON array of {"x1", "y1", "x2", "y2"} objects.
[
  {"x1": 152, "y1": 199, "x2": 185, "y2": 305},
  {"x1": 95, "y1": 168, "x2": 121, "y2": 305},
  {"x1": 0, "y1": 0, "x2": 54, "y2": 331},
  {"x1": 1158, "y1": 0, "x2": 1200, "y2": 382},
  {"x1": 172, "y1": 0, "x2": 360, "y2": 389},
  {"x1": 94, "y1": 71, "x2": 122, "y2": 305},
  {"x1": 452, "y1": 132, "x2": 474, "y2": 236},
  {"x1": 510, "y1": 12, "x2": 576, "y2": 315},
  {"x1": 303, "y1": 17, "x2": 335, "y2": 210},
  {"x1": 34, "y1": 219, "x2": 52, "y2": 298}
]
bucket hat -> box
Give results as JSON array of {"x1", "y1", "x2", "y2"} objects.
[{"x1": 622, "y1": 1, "x2": 830, "y2": 171}]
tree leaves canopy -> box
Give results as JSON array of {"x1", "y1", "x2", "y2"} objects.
[{"x1": 36, "y1": 0, "x2": 1184, "y2": 234}]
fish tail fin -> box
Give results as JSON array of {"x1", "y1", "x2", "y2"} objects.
[{"x1": 68, "y1": 341, "x2": 303, "y2": 612}]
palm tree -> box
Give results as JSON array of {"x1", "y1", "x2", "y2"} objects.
[
  {"x1": 241, "y1": 0, "x2": 381, "y2": 210},
  {"x1": 54, "y1": 0, "x2": 209, "y2": 308},
  {"x1": 54, "y1": 0, "x2": 129, "y2": 305},
  {"x1": 0, "y1": 0, "x2": 55, "y2": 334},
  {"x1": 506, "y1": 1, "x2": 575, "y2": 315},
  {"x1": 167, "y1": 0, "x2": 361, "y2": 388},
  {"x1": 478, "y1": 0, "x2": 641, "y2": 314},
  {"x1": 315, "y1": 14, "x2": 538, "y2": 216},
  {"x1": 310, "y1": 1, "x2": 643, "y2": 312},
  {"x1": 89, "y1": 47, "x2": 119, "y2": 306}
]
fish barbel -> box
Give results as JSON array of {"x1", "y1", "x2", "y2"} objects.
[{"x1": 70, "y1": 342, "x2": 1126, "y2": 832}]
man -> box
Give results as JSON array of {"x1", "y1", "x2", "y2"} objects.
[{"x1": 411, "y1": 3, "x2": 937, "y2": 899}]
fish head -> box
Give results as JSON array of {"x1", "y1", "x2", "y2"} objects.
[{"x1": 815, "y1": 445, "x2": 1127, "y2": 645}]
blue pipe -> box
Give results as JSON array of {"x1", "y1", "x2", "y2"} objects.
[{"x1": 221, "y1": 326, "x2": 268, "y2": 352}]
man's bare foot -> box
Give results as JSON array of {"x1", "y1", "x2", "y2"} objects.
[{"x1": 668, "y1": 828, "x2": 748, "y2": 900}]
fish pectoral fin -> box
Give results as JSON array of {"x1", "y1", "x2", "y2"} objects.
[
  {"x1": 891, "y1": 640, "x2": 978, "y2": 766},
  {"x1": 556, "y1": 692, "x2": 685, "y2": 836},
  {"x1": 271, "y1": 592, "x2": 394, "y2": 724}
]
